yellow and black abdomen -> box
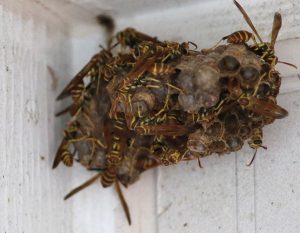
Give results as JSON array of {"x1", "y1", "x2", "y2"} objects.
[{"x1": 223, "y1": 30, "x2": 254, "y2": 44}]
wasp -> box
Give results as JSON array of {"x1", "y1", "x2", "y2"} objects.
[
  {"x1": 237, "y1": 95, "x2": 288, "y2": 119},
  {"x1": 214, "y1": 0, "x2": 296, "y2": 70},
  {"x1": 237, "y1": 0, "x2": 296, "y2": 69},
  {"x1": 101, "y1": 114, "x2": 129, "y2": 187},
  {"x1": 246, "y1": 127, "x2": 267, "y2": 166},
  {"x1": 52, "y1": 122, "x2": 79, "y2": 169},
  {"x1": 56, "y1": 49, "x2": 113, "y2": 101},
  {"x1": 109, "y1": 48, "x2": 177, "y2": 120},
  {"x1": 61, "y1": 131, "x2": 161, "y2": 226},
  {"x1": 63, "y1": 172, "x2": 132, "y2": 225},
  {"x1": 116, "y1": 27, "x2": 161, "y2": 49},
  {"x1": 53, "y1": 138, "x2": 74, "y2": 168},
  {"x1": 216, "y1": 1, "x2": 292, "y2": 121}
]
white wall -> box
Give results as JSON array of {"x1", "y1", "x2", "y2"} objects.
[{"x1": 0, "y1": 3, "x2": 74, "y2": 233}]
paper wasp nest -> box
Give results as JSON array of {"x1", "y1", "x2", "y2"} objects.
[{"x1": 53, "y1": 1, "x2": 292, "y2": 225}]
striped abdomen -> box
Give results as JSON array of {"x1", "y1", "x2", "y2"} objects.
[
  {"x1": 101, "y1": 167, "x2": 118, "y2": 187},
  {"x1": 70, "y1": 81, "x2": 85, "y2": 103},
  {"x1": 61, "y1": 148, "x2": 73, "y2": 167},
  {"x1": 223, "y1": 30, "x2": 254, "y2": 44},
  {"x1": 101, "y1": 116, "x2": 127, "y2": 187},
  {"x1": 101, "y1": 136, "x2": 122, "y2": 187},
  {"x1": 53, "y1": 138, "x2": 73, "y2": 169},
  {"x1": 148, "y1": 63, "x2": 176, "y2": 76}
]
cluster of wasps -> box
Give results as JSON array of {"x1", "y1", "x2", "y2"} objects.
[{"x1": 53, "y1": 0, "x2": 296, "y2": 225}]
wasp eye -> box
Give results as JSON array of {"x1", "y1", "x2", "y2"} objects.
[{"x1": 253, "y1": 139, "x2": 262, "y2": 145}]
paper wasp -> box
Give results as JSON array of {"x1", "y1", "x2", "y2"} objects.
[
  {"x1": 53, "y1": 122, "x2": 79, "y2": 169},
  {"x1": 246, "y1": 127, "x2": 267, "y2": 166},
  {"x1": 109, "y1": 48, "x2": 177, "y2": 120},
  {"x1": 57, "y1": 49, "x2": 113, "y2": 101},
  {"x1": 215, "y1": 1, "x2": 296, "y2": 70},
  {"x1": 216, "y1": 1, "x2": 292, "y2": 121},
  {"x1": 101, "y1": 114, "x2": 129, "y2": 187}
]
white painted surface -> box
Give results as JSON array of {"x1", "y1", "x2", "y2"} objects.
[
  {"x1": 1, "y1": 0, "x2": 300, "y2": 233},
  {"x1": 0, "y1": 4, "x2": 74, "y2": 233}
]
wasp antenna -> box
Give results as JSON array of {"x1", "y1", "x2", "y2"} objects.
[
  {"x1": 115, "y1": 181, "x2": 131, "y2": 225},
  {"x1": 246, "y1": 149, "x2": 257, "y2": 166},
  {"x1": 188, "y1": 41, "x2": 198, "y2": 50},
  {"x1": 197, "y1": 156, "x2": 203, "y2": 168},
  {"x1": 64, "y1": 173, "x2": 102, "y2": 200},
  {"x1": 261, "y1": 145, "x2": 268, "y2": 150},
  {"x1": 278, "y1": 61, "x2": 298, "y2": 69},
  {"x1": 109, "y1": 41, "x2": 120, "y2": 51}
]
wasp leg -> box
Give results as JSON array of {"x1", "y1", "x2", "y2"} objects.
[
  {"x1": 115, "y1": 181, "x2": 131, "y2": 225},
  {"x1": 64, "y1": 173, "x2": 102, "y2": 200}
]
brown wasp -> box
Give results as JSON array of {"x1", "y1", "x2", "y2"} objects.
[
  {"x1": 109, "y1": 45, "x2": 178, "y2": 120},
  {"x1": 235, "y1": 0, "x2": 296, "y2": 69},
  {"x1": 53, "y1": 122, "x2": 79, "y2": 169},
  {"x1": 220, "y1": 0, "x2": 291, "y2": 121},
  {"x1": 101, "y1": 114, "x2": 129, "y2": 187},
  {"x1": 246, "y1": 127, "x2": 267, "y2": 166}
]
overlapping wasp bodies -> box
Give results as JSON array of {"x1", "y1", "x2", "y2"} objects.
[
  {"x1": 53, "y1": 0, "x2": 292, "y2": 224},
  {"x1": 54, "y1": 39, "x2": 288, "y2": 188}
]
